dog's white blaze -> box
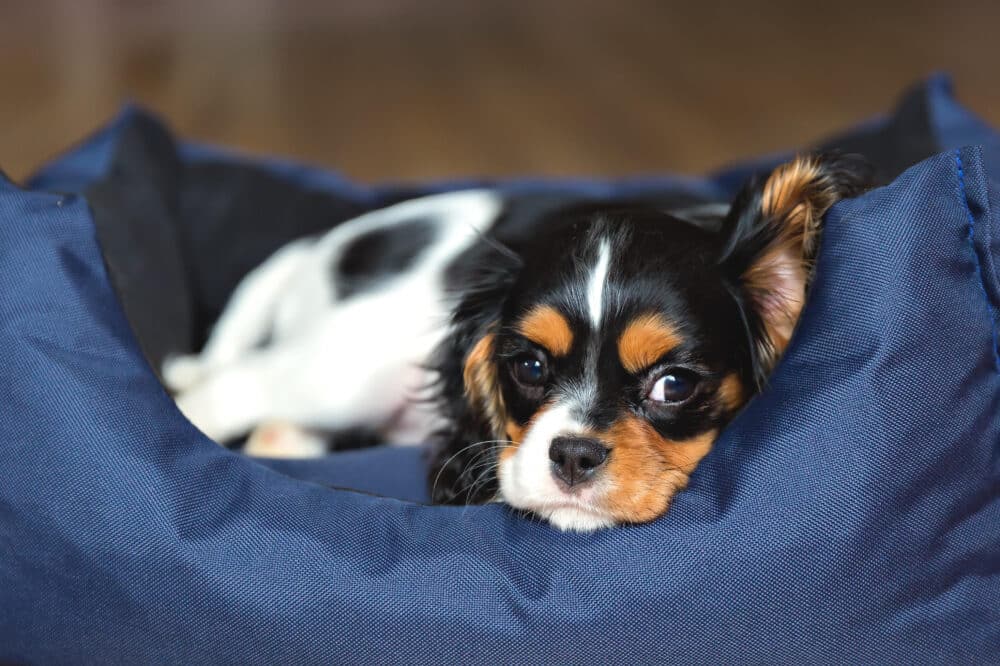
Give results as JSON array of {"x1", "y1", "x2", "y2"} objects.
[
  {"x1": 586, "y1": 239, "x2": 611, "y2": 330},
  {"x1": 499, "y1": 402, "x2": 615, "y2": 532}
]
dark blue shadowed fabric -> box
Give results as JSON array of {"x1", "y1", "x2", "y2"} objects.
[{"x1": 2, "y1": 77, "x2": 999, "y2": 664}]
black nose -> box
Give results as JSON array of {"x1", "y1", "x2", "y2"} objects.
[{"x1": 548, "y1": 437, "x2": 609, "y2": 487}]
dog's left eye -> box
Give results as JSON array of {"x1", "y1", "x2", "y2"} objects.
[
  {"x1": 647, "y1": 369, "x2": 698, "y2": 403},
  {"x1": 511, "y1": 355, "x2": 548, "y2": 387}
]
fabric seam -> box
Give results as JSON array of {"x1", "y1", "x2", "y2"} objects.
[{"x1": 955, "y1": 148, "x2": 1000, "y2": 372}]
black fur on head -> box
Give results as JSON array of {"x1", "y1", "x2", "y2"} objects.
[
  {"x1": 426, "y1": 237, "x2": 523, "y2": 504},
  {"x1": 428, "y1": 153, "x2": 873, "y2": 519}
]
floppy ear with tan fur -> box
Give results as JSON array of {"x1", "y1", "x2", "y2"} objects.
[
  {"x1": 720, "y1": 153, "x2": 873, "y2": 386},
  {"x1": 427, "y1": 240, "x2": 523, "y2": 505}
]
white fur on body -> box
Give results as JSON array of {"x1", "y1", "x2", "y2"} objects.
[
  {"x1": 164, "y1": 194, "x2": 736, "y2": 531},
  {"x1": 164, "y1": 190, "x2": 502, "y2": 452}
]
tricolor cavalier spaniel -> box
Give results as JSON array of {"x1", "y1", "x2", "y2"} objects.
[{"x1": 165, "y1": 153, "x2": 870, "y2": 531}]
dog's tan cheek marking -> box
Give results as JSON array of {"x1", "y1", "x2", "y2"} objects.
[
  {"x1": 505, "y1": 419, "x2": 525, "y2": 445},
  {"x1": 718, "y1": 373, "x2": 746, "y2": 412},
  {"x1": 517, "y1": 305, "x2": 574, "y2": 357},
  {"x1": 498, "y1": 404, "x2": 552, "y2": 465},
  {"x1": 618, "y1": 313, "x2": 684, "y2": 374},
  {"x1": 463, "y1": 333, "x2": 506, "y2": 435},
  {"x1": 598, "y1": 416, "x2": 717, "y2": 524},
  {"x1": 497, "y1": 444, "x2": 518, "y2": 465}
]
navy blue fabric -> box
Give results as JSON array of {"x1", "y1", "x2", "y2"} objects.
[
  {"x1": 265, "y1": 447, "x2": 432, "y2": 504},
  {"x1": 2, "y1": 79, "x2": 999, "y2": 664}
]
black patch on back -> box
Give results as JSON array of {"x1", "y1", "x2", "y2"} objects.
[{"x1": 335, "y1": 218, "x2": 437, "y2": 299}]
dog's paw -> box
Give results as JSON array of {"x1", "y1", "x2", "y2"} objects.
[
  {"x1": 243, "y1": 422, "x2": 328, "y2": 459},
  {"x1": 162, "y1": 354, "x2": 207, "y2": 392},
  {"x1": 174, "y1": 388, "x2": 228, "y2": 443}
]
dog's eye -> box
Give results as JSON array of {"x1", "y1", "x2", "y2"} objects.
[
  {"x1": 511, "y1": 355, "x2": 548, "y2": 387},
  {"x1": 647, "y1": 369, "x2": 698, "y2": 403}
]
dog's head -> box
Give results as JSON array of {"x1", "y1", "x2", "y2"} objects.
[{"x1": 431, "y1": 154, "x2": 870, "y2": 531}]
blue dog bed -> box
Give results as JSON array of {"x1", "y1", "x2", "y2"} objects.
[{"x1": 2, "y1": 76, "x2": 998, "y2": 664}]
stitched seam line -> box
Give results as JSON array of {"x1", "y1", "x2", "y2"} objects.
[{"x1": 955, "y1": 148, "x2": 1000, "y2": 373}]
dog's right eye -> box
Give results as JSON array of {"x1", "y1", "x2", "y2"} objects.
[
  {"x1": 646, "y1": 368, "x2": 699, "y2": 403},
  {"x1": 511, "y1": 355, "x2": 548, "y2": 387}
]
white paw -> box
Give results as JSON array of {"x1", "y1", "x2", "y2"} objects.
[
  {"x1": 174, "y1": 389, "x2": 226, "y2": 442},
  {"x1": 162, "y1": 354, "x2": 207, "y2": 392},
  {"x1": 243, "y1": 422, "x2": 328, "y2": 459}
]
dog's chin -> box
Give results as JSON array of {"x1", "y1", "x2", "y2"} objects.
[
  {"x1": 501, "y1": 491, "x2": 618, "y2": 532},
  {"x1": 535, "y1": 504, "x2": 617, "y2": 532},
  {"x1": 499, "y1": 462, "x2": 619, "y2": 532}
]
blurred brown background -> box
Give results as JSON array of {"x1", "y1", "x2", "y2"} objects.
[{"x1": 1, "y1": 0, "x2": 998, "y2": 182}]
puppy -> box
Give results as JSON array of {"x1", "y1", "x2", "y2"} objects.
[{"x1": 165, "y1": 154, "x2": 870, "y2": 531}]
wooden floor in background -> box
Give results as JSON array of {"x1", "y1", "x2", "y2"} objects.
[{"x1": 1, "y1": 0, "x2": 998, "y2": 182}]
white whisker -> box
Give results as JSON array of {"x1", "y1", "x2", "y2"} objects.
[{"x1": 430, "y1": 439, "x2": 513, "y2": 498}]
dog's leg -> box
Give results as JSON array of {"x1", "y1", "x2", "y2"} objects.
[
  {"x1": 243, "y1": 421, "x2": 328, "y2": 458},
  {"x1": 162, "y1": 239, "x2": 313, "y2": 392},
  {"x1": 173, "y1": 322, "x2": 429, "y2": 444},
  {"x1": 173, "y1": 343, "x2": 313, "y2": 444}
]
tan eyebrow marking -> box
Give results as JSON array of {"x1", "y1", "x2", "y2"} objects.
[
  {"x1": 617, "y1": 313, "x2": 683, "y2": 373},
  {"x1": 517, "y1": 305, "x2": 574, "y2": 357}
]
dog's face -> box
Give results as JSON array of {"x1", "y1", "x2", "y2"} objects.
[
  {"x1": 433, "y1": 154, "x2": 871, "y2": 530},
  {"x1": 483, "y1": 215, "x2": 749, "y2": 530}
]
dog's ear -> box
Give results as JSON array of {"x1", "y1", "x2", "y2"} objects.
[
  {"x1": 720, "y1": 153, "x2": 872, "y2": 385},
  {"x1": 462, "y1": 331, "x2": 505, "y2": 436},
  {"x1": 428, "y1": 238, "x2": 522, "y2": 504}
]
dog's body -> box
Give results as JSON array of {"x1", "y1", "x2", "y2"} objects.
[
  {"x1": 166, "y1": 190, "x2": 504, "y2": 451},
  {"x1": 166, "y1": 154, "x2": 870, "y2": 530}
]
